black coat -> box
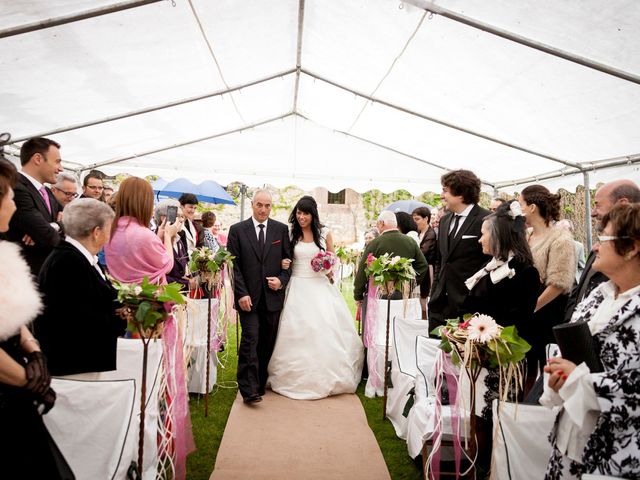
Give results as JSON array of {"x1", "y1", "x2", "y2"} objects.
[
  {"x1": 463, "y1": 259, "x2": 540, "y2": 339},
  {"x1": 35, "y1": 241, "x2": 125, "y2": 376},
  {"x1": 419, "y1": 226, "x2": 437, "y2": 296},
  {"x1": 227, "y1": 218, "x2": 292, "y2": 313},
  {"x1": 6, "y1": 174, "x2": 64, "y2": 276},
  {"x1": 564, "y1": 250, "x2": 608, "y2": 323},
  {"x1": 428, "y1": 205, "x2": 492, "y2": 328}
]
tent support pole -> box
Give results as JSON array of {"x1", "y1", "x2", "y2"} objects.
[
  {"x1": 11, "y1": 69, "x2": 297, "y2": 144},
  {"x1": 292, "y1": 0, "x2": 306, "y2": 112},
  {"x1": 0, "y1": 0, "x2": 162, "y2": 39},
  {"x1": 301, "y1": 69, "x2": 584, "y2": 171},
  {"x1": 583, "y1": 172, "x2": 593, "y2": 252},
  {"x1": 403, "y1": 0, "x2": 640, "y2": 86},
  {"x1": 239, "y1": 184, "x2": 248, "y2": 221}
]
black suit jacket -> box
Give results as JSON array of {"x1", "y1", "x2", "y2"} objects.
[
  {"x1": 564, "y1": 250, "x2": 608, "y2": 322},
  {"x1": 227, "y1": 218, "x2": 292, "y2": 313},
  {"x1": 428, "y1": 204, "x2": 492, "y2": 327},
  {"x1": 6, "y1": 174, "x2": 63, "y2": 276},
  {"x1": 35, "y1": 241, "x2": 125, "y2": 376}
]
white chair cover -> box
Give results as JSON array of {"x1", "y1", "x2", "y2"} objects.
[
  {"x1": 184, "y1": 298, "x2": 217, "y2": 394},
  {"x1": 47, "y1": 338, "x2": 164, "y2": 480},
  {"x1": 365, "y1": 297, "x2": 421, "y2": 398},
  {"x1": 386, "y1": 315, "x2": 429, "y2": 439},
  {"x1": 491, "y1": 400, "x2": 559, "y2": 480},
  {"x1": 44, "y1": 378, "x2": 136, "y2": 480}
]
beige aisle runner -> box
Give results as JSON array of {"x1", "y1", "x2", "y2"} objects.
[{"x1": 211, "y1": 391, "x2": 391, "y2": 480}]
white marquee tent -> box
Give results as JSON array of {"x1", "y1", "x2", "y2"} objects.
[{"x1": 1, "y1": 0, "x2": 639, "y2": 195}]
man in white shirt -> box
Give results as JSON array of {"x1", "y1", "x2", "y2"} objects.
[{"x1": 6, "y1": 137, "x2": 64, "y2": 276}]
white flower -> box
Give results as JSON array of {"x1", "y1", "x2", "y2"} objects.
[
  {"x1": 509, "y1": 201, "x2": 523, "y2": 219},
  {"x1": 390, "y1": 255, "x2": 401, "y2": 265},
  {"x1": 134, "y1": 286, "x2": 143, "y2": 296},
  {"x1": 467, "y1": 314, "x2": 500, "y2": 343}
]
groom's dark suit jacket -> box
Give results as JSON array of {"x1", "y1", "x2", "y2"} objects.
[
  {"x1": 428, "y1": 204, "x2": 491, "y2": 330},
  {"x1": 227, "y1": 218, "x2": 292, "y2": 312},
  {"x1": 6, "y1": 173, "x2": 64, "y2": 276}
]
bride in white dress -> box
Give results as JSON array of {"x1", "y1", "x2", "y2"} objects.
[{"x1": 268, "y1": 196, "x2": 364, "y2": 400}]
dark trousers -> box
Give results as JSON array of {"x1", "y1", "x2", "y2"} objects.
[{"x1": 237, "y1": 296, "x2": 281, "y2": 398}]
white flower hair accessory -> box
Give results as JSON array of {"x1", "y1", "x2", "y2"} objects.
[{"x1": 508, "y1": 201, "x2": 523, "y2": 219}]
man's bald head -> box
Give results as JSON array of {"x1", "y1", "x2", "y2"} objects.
[{"x1": 592, "y1": 179, "x2": 640, "y2": 221}]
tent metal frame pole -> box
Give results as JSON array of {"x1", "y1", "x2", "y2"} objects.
[
  {"x1": 301, "y1": 68, "x2": 585, "y2": 171},
  {"x1": 11, "y1": 69, "x2": 297, "y2": 144},
  {"x1": 292, "y1": 0, "x2": 306, "y2": 112},
  {"x1": 76, "y1": 112, "x2": 294, "y2": 171},
  {"x1": 0, "y1": 0, "x2": 162, "y2": 39},
  {"x1": 494, "y1": 153, "x2": 640, "y2": 190},
  {"x1": 403, "y1": 0, "x2": 640, "y2": 86},
  {"x1": 583, "y1": 172, "x2": 593, "y2": 252}
]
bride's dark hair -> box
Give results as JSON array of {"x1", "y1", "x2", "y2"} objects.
[{"x1": 289, "y1": 195, "x2": 324, "y2": 251}]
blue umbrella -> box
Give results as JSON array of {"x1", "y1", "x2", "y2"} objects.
[
  {"x1": 384, "y1": 199, "x2": 431, "y2": 215},
  {"x1": 156, "y1": 178, "x2": 236, "y2": 205}
]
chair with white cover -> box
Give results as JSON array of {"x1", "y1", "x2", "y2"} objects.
[
  {"x1": 365, "y1": 298, "x2": 421, "y2": 398},
  {"x1": 491, "y1": 399, "x2": 559, "y2": 480},
  {"x1": 44, "y1": 378, "x2": 136, "y2": 480},
  {"x1": 386, "y1": 315, "x2": 429, "y2": 439},
  {"x1": 184, "y1": 298, "x2": 217, "y2": 394}
]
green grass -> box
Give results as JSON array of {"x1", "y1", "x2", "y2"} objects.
[{"x1": 186, "y1": 281, "x2": 422, "y2": 479}]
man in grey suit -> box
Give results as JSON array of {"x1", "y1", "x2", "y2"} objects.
[
  {"x1": 428, "y1": 169, "x2": 492, "y2": 332},
  {"x1": 227, "y1": 190, "x2": 292, "y2": 404}
]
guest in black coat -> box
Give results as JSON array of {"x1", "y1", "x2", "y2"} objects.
[
  {"x1": 153, "y1": 199, "x2": 194, "y2": 290},
  {"x1": 35, "y1": 199, "x2": 125, "y2": 376},
  {"x1": 6, "y1": 137, "x2": 64, "y2": 276},
  {"x1": 413, "y1": 206, "x2": 437, "y2": 319},
  {"x1": 462, "y1": 200, "x2": 540, "y2": 472},
  {"x1": 428, "y1": 170, "x2": 492, "y2": 331}
]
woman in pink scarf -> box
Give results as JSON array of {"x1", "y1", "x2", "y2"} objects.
[{"x1": 105, "y1": 176, "x2": 179, "y2": 284}]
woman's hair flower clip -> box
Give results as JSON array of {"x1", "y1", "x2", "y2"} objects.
[{"x1": 508, "y1": 201, "x2": 524, "y2": 219}]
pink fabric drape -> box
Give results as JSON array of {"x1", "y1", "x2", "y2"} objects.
[
  {"x1": 364, "y1": 277, "x2": 381, "y2": 388},
  {"x1": 105, "y1": 217, "x2": 172, "y2": 284}
]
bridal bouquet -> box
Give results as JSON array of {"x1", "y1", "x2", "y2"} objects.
[
  {"x1": 310, "y1": 250, "x2": 337, "y2": 283},
  {"x1": 433, "y1": 314, "x2": 530, "y2": 370}
]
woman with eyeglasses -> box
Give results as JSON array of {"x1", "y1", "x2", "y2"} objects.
[{"x1": 542, "y1": 203, "x2": 640, "y2": 479}]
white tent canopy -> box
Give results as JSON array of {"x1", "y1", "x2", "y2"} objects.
[{"x1": 1, "y1": 0, "x2": 639, "y2": 194}]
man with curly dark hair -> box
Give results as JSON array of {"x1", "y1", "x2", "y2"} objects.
[{"x1": 428, "y1": 169, "x2": 491, "y2": 332}]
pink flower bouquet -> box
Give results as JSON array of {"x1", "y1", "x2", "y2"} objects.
[{"x1": 310, "y1": 250, "x2": 337, "y2": 283}]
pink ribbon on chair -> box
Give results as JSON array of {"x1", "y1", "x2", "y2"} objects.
[
  {"x1": 364, "y1": 277, "x2": 382, "y2": 388},
  {"x1": 162, "y1": 314, "x2": 195, "y2": 480},
  {"x1": 429, "y1": 350, "x2": 462, "y2": 480}
]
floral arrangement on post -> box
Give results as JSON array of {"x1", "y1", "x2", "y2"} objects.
[
  {"x1": 364, "y1": 252, "x2": 417, "y2": 296},
  {"x1": 188, "y1": 246, "x2": 235, "y2": 417},
  {"x1": 364, "y1": 252, "x2": 417, "y2": 419},
  {"x1": 430, "y1": 314, "x2": 531, "y2": 476},
  {"x1": 310, "y1": 250, "x2": 337, "y2": 284},
  {"x1": 112, "y1": 276, "x2": 186, "y2": 477}
]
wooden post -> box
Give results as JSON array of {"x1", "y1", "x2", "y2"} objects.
[
  {"x1": 204, "y1": 286, "x2": 212, "y2": 417},
  {"x1": 382, "y1": 295, "x2": 392, "y2": 420},
  {"x1": 137, "y1": 335, "x2": 149, "y2": 477}
]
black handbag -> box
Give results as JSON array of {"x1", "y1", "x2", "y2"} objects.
[{"x1": 552, "y1": 321, "x2": 604, "y2": 373}]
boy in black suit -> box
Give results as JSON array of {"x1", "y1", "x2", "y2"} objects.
[
  {"x1": 428, "y1": 169, "x2": 491, "y2": 332},
  {"x1": 227, "y1": 190, "x2": 292, "y2": 404}
]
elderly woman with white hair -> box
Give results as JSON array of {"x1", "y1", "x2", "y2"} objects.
[{"x1": 35, "y1": 198, "x2": 126, "y2": 376}]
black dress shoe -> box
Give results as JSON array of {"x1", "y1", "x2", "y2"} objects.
[{"x1": 243, "y1": 394, "x2": 262, "y2": 404}]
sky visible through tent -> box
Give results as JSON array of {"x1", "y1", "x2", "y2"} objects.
[{"x1": 1, "y1": 0, "x2": 639, "y2": 194}]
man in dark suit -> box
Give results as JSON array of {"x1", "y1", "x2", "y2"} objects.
[
  {"x1": 428, "y1": 169, "x2": 491, "y2": 332},
  {"x1": 6, "y1": 137, "x2": 64, "y2": 276},
  {"x1": 227, "y1": 190, "x2": 292, "y2": 404},
  {"x1": 354, "y1": 210, "x2": 428, "y2": 302},
  {"x1": 564, "y1": 179, "x2": 640, "y2": 321}
]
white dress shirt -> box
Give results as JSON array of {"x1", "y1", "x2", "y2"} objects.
[
  {"x1": 251, "y1": 217, "x2": 268, "y2": 240},
  {"x1": 449, "y1": 203, "x2": 475, "y2": 236}
]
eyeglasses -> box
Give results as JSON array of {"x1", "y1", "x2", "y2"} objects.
[
  {"x1": 86, "y1": 185, "x2": 104, "y2": 191},
  {"x1": 597, "y1": 235, "x2": 630, "y2": 243},
  {"x1": 53, "y1": 187, "x2": 78, "y2": 198}
]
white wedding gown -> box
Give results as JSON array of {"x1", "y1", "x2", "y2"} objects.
[{"x1": 268, "y1": 241, "x2": 364, "y2": 400}]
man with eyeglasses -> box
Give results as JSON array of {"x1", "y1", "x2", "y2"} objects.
[
  {"x1": 80, "y1": 172, "x2": 104, "y2": 200},
  {"x1": 564, "y1": 179, "x2": 640, "y2": 321},
  {"x1": 51, "y1": 172, "x2": 78, "y2": 207}
]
